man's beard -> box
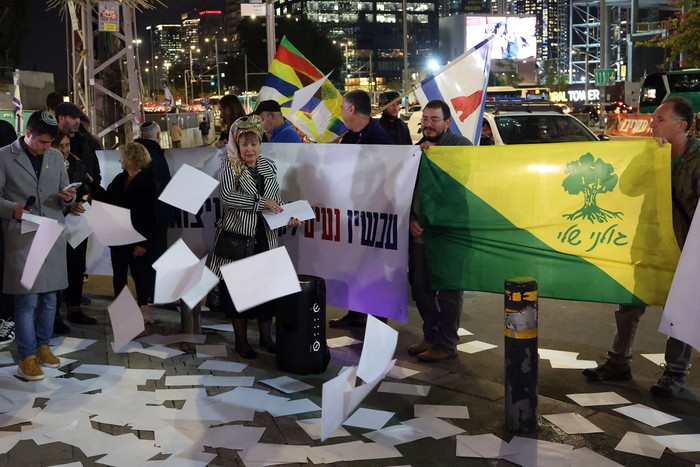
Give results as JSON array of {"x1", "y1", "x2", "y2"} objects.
[{"x1": 422, "y1": 129, "x2": 442, "y2": 143}]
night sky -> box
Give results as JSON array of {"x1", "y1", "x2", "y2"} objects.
[{"x1": 21, "y1": 0, "x2": 223, "y2": 89}]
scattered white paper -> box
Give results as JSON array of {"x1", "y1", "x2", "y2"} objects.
[
  {"x1": 566, "y1": 391, "x2": 631, "y2": 407},
  {"x1": 260, "y1": 375, "x2": 314, "y2": 394},
  {"x1": 363, "y1": 424, "x2": 428, "y2": 446},
  {"x1": 414, "y1": 404, "x2": 470, "y2": 420},
  {"x1": 568, "y1": 447, "x2": 625, "y2": 467},
  {"x1": 262, "y1": 199, "x2": 316, "y2": 229},
  {"x1": 377, "y1": 381, "x2": 430, "y2": 397},
  {"x1": 456, "y1": 340, "x2": 498, "y2": 354},
  {"x1": 641, "y1": 353, "x2": 666, "y2": 366},
  {"x1": 220, "y1": 246, "x2": 301, "y2": 312},
  {"x1": 549, "y1": 358, "x2": 598, "y2": 369},
  {"x1": 538, "y1": 348, "x2": 580, "y2": 360},
  {"x1": 195, "y1": 344, "x2": 228, "y2": 358},
  {"x1": 296, "y1": 418, "x2": 351, "y2": 440},
  {"x1": 357, "y1": 316, "x2": 398, "y2": 383},
  {"x1": 613, "y1": 403, "x2": 681, "y2": 428},
  {"x1": 201, "y1": 322, "x2": 234, "y2": 332},
  {"x1": 614, "y1": 431, "x2": 666, "y2": 459},
  {"x1": 151, "y1": 239, "x2": 204, "y2": 304},
  {"x1": 130, "y1": 345, "x2": 185, "y2": 359},
  {"x1": 63, "y1": 202, "x2": 93, "y2": 248},
  {"x1": 455, "y1": 433, "x2": 519, "y2": 458},
  {"x1": 87, "y1": 200, "x2": 146, "y2": 246},
  {"x1": 20, "y1": 216, "x2": 64, "y2": 290},
  {"x1": 327, "y1": 336, "x2": 363, "y2": 348},
  {"x1": 387, "y1": 365, "x2": 419, "y2": 380},
  {"x1": 243, "y1": 442, "x2": 310, "y2": 464},
  {"x1": 543, "y1": 412, "x2": 604, "y2": 434},
  {"x1": 107, "y1": 287, "x2": 145, "y2": 352},
  {"x1": 49, "y1": 336, "x2": 98, "y2": 356},
  {"x1": 180, "y1": 265, "x2": 218, "y2": 309},
  {"x1": 343, "y1": 408, "x2": 395, "y2": 430},
  {"x1": 502, "y1": 436, "x2": 575, "y2": 466},
  {"x1": 651, "y1": 434, "x2": 700, "y2": 453},
  {"x1": 20, "y1": 213, "x2": 44, "y2": 234},
  {"x1": 321, "y1": 366, "x2": 357, "y2": 441},
  {"x1": 457, "y1": 327, "x2": 473, "y2": 337},
  {"x1": 401, "y1": 416, "x2": 465, "y2": 439},
  {"x1": 159, "y1": 163, "x2": 219, "y2": 215},
  {"x1": 197, "y1": 360, "x2": 248, "y2": 373},
  {"x1": 0, "y1": 352, "x2": 14, "y2": 365}
]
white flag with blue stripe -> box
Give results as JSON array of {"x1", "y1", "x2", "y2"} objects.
[
  {"x1": 413, "y1": 36, "x2": 493, "y2": 145},
  {"x1": 12, "y1": 83, "x2": 23, "y2": 133},
  {"x1": 164, "y1": 85, "x2": 173, "y2": 106}
]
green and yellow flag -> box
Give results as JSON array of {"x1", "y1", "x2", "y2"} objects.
[{"x1": 420, "y1": 140, "x2": 680, "y2": 306}]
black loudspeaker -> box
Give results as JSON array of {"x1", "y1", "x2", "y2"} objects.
[{"x1": 276, "y1": 275, "x2": 330, "y2": 375}]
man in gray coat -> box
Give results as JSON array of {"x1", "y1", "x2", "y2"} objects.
[{"x1": 0, "y1": 111, "x2": 77, "y2": 381}]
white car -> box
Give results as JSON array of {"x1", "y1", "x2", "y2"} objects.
[{"x1": 406, "y1": 105, "x2": 604, "y2": 145}]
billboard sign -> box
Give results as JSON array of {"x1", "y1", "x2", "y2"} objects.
[{"x1": 465, "y1": 16, "x2": 536, "y2": 61}]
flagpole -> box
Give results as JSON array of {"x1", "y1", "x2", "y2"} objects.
[{"x1": 12, "y1": 69, "x2": 23, "y2": 135}]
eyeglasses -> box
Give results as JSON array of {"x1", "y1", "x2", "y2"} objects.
[{"x1": 421, "y1": 117, "x2": 444, "y2": 124}]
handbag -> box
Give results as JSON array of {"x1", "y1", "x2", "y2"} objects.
[{"x1": 213, "y1": 229, "x2": 255, "y2": 260}]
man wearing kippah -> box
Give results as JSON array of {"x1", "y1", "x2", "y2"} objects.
[{"x1": 0, "y1": 111, "x2": 78, "y2": 380}]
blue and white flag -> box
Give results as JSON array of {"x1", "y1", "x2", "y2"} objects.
[
  {"x1": 413, "y1": 36, "x2": 493, "y2": 145},
  {"x1": 164, "y1": 86, "x2": 173, "y2": 106},
  {"x1": 12, "y1": 82, "x2": 23, "y2": 133}
]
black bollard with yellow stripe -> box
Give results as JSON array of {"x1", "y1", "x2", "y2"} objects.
[{"x1": 504, "y1": 277, "x2": 538, "y2": 433}]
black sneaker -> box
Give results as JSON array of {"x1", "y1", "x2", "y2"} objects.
[
  {"x1": 650, "y1": 367, "x2": 687, "y2": 398},
  {"x1": 0, "y1": 319, "x2": 15, "y2": 345},
  {"x1": 67, "y1": 310, "x2": 97, "y2": 325},
  {"x1": 54, "y1": 316, "x2": 71, "y2": 335},
  {"x1": 582, "y1": 356, "x2": 632, "y2": 381}
]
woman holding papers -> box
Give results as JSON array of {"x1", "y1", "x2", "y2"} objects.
[
  {"x1": 92, "y1": 142, "x2": 160, "y2": 324},
  {"x1": 209, "y1": 115, "x2": 299, "y2": 359}
]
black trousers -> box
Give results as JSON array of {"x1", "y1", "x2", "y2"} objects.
[
  {"x1": 111, "y1": 246, "x2": 152, "y2": 306},
  {"x1": 64, "y1": 239, "x2": 88, "y2": 307}
]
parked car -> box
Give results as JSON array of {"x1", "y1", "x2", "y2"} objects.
[{"x1": 406, "y1": 106, "x2": 604, "y2": 145}]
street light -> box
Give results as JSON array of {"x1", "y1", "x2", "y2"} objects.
[
  {"x1": 205, "y1": 37, "x2": 227, "y2": 96},
  {"x1": 188, "y1": 46, "x2": 199, "y2": 102}
]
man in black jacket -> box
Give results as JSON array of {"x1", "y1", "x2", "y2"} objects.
[{"x1": 378, "y1": 91, "x2": 412, "y2": 145}]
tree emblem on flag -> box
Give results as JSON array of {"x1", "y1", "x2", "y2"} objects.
[{"x1": 562, "y1": 152, "x2": 623, "y2": 223}]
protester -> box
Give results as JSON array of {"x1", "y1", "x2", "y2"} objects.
[
  {"x1": 0, "y1": 111, "x2": 77, "y2": 380},
  {"x1": 0, "y1": 119, "x2": 17, "y2": 346},
  {"x1": 583, "y1": 96, "x2": 699, "y2": 398},
  {"x1": 51, "y1": 130, "x2": 94, "y2": 333},
  {"x1": 408, "y1": 99, "x2": 471, "y2": 362},
  {"x1": 199, "y1": 116, "x2": 211, "y2": 146},
  {"x1": 135, "y1": 121, "x2": 174, "y2": 299},
  {"x1": 45, "y1": 92, "x2": 63, "y2": 115},
  {"x1": 169, "y1": 121, "x2": 182, "y2": 148},
  {"x1": 92, "y1": 142, "x2": 160, "y2": 324},
  {"x1": 255, "y1": 100, "x2": 302, "y2": 143},
  {"x1": 215, "y1": 94, "x2": 247, "y2": 149},
  {"x1": 480, "y1": 120, "x2": 495, "y2": 145},
  {"x1": 55, "y1": 102, "x2": 102, "y2": 187},
  {"x1": 378, "y1": 91, "x2": 411, "y2": 145},
  {"x1": 209, "y1": 115, "x2": 299, "y2": 358},
  {"x1": 330, "y1": 90, "x2": 393, "y2": 328}
]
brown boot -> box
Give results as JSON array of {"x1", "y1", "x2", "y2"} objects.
[{"x1": 408, "y1": 339, "x2": 433, "y2": 356}]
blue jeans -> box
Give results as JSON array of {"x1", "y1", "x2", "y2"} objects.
[{"x1": 14, "y1": 292, "x2": 57, "y2": 360}]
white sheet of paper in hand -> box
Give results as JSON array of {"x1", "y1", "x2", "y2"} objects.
[
  {"x1": 262, "y1": 200, "x2": 316, "y2": 230},
  {"x1": 88, "y1": 200, "x2": 146, "y2": 246},
  {"x1": 20, "y1": 217, "x2": 64, "y2": 290},
  {"x1": 108, "y1": 286, "x2": 145, "y2": 352},
  {"x1": 63, "y1": 202, "x2": 93, "y2": 248},
  {"x1": 20, "y1": 213, "x2": 43, "y2": 234},
  {"x1": 220, "y1": 246, "x2": 301, "y2": 312},
  {"x1": 357, "y1": 315, "x2": 398, "y2": 383},
  {"x1": 158, "y1": 163, "x2": 219, "y2": 215}
]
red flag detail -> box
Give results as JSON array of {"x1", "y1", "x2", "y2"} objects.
[{"x1": 451, "y1": 91, "x2": 483, "y2": 122}]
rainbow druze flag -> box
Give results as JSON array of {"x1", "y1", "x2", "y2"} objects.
[
  {"x1": 258, "y1": 36, "x2": 346, "y2": 143},
  {"x1": 419, "y1": 139, "x2": 680, "y2": 306}
]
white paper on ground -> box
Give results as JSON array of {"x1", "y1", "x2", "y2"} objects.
[
  {"x1": 387, "y1": 365, "x2": 419, "y2": 380},
  {"x1": 197, "y1": 360, "x2": 248, "y2": 373},
  {"x1": 0, "y1": 352, "x2": 14, "y2": 365},
  {"x1": 87, "y1": 200, "x2": 146, "y2": 246},
  {"x1": 107, "y1": 287, "x2": 146, "y2": 352},
  {"x1": 566, "y1": 391, "x2": 631, "y2": 407},
  {"x1": 414, "y1": 404, "x2": 470, "y2": 420},
  {"x1": 260, "y1": 375, "x2": 314, "y2": 394},
  {"x1": 568, "y1": 447, "x2": 624, "y2": 467},
  {"x1": 455, "y1": 433, "x2": 519, "y2": 458},
  {"x1": 49, "y1": 336, "x2": 98, "y2": 356},
  {"x1": 220, "y1": 246, "x2": 301, "y2": 312},
  {"x1": 159, "y1": 163, "x2": 219, "y2": 215},
  {"x1": 343, "y1": 408, "x2": 394, "y2": 430},
  {"x1": 20, "y1": 217, "x2": 64, "y2": 290},
  {"x1": 377, "y1": 381, "x2": 430, "y2": 397},
  {"x1": 243, "y1": 443, "x2": 310, "y2": 463},
  {"x1": 296, "y1": 418, "x2": 351, "y2": 440},
  {"x1": 110, "y1": 340, "x2": 143, "y2": 353},
  {"x1": 63, "y1": 202, "x2": 93, "y2": 248},
  {"x1": 363, "y1": 424, "x2": 428, "y2": 446},
  {"x1": 357, "y1": 315, "x2": 398, "y2": 383},
  {"x1": 641, "y1": 353, "x2": 666, "y2": 366},
  {"x1": 195, "y1": 344, "x2": 228, "y2": 358},
  {"x1": 651, "y1": 434, "x2": 700, "y2": 453},
  {"x1": 538, "y1": 348, "x2": 580, "y2": 360},
  {"x1": 549, "y1": 358, "x2": 598, "y2": 369},
  {"x1": 614, "y1": 431, "x2": 666, "y2": 458},
  {"x1": 262, "y1": 199, "x2": 316, "y2": 229},
  {"x1": 267, "y1": 398, "x2": 321, "y2": 417},
  {"x1": 457, "y1": 327, "x2": 473, "y2": 336},
  {"x1": 308, "y1": 440, "x2": 403, "y2": 463},
  {"x1": 613, "y1": 403, "x2": 681, "y2": 428},
  {"x1": 543, "y1": 412, "x2": 604, "y2": 434},
  {"x1": 201, "y1": 322, "x2": 234, "y2": 332},
  {"x1": 401, "y1": 416, "x2": 465, "y2": 439},
  {"x1": 131, "y1": 346, "x2": 185, "y2": 359},
  {"x1": 456, "y1": 340, "x2": 498, "y2": 354},
  {"x1": 502, "y1": 436, "x2": 575, "y2": 466},
  {"x1": 327, "y1": 336, "x2": 363, "y2": 348}
]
